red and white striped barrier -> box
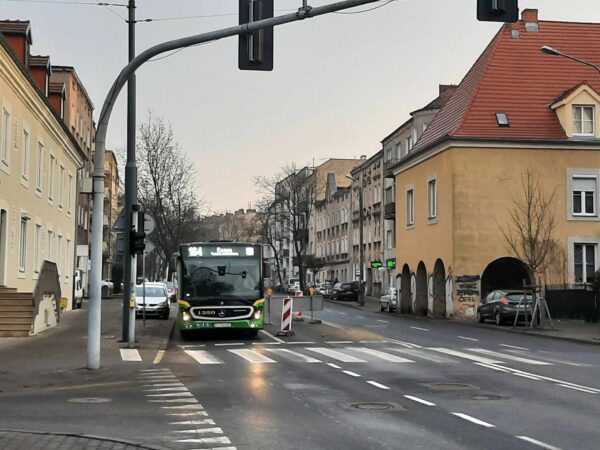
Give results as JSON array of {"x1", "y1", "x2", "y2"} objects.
[
  {"x1": 293, "y1": 290, "x2": 304, "y2": 320},
  {"x1": 277, "y1": 297, "x2": 294, "y2": 336}
]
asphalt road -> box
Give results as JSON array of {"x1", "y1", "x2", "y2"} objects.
[{"x1": 154, "y1": 297, "x2": 600, "y2": 450}]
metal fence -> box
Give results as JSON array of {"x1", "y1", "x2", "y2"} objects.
[{"x1": 544, "y1": 285, "x2": 599, "y2": 322}]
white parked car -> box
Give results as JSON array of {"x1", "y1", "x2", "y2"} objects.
[
  {"x1": 100, "y1": 279, "x2": 114, "y2": 298},
  {"x1": 135, "y1": 282, "x2": 170, "y2": 320},
  {"x1": 379, "y1": 287, "x2": 398, "y2": 312}
]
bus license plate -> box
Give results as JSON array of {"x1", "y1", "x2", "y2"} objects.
[{"x1": 214, "y1": 323, "x2": 231, "y2": 328}]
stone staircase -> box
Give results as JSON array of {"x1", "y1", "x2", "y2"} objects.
[{"x1": 0, "y1": 287, "x2": 34, "y2": 337}]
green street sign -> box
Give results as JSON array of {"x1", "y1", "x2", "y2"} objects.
[
  {"x1": 370, "y1": 261, "x2": 383, "y2": 269},
  {"x1": 386, "y1": 258, "x2": 396, "y2": 270}
]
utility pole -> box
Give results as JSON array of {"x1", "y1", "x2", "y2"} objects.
[
  {"x1": 87, "y1": 0, "x2": 381, "y2": 370},
  {"x1": 122, "y1": 0, "x2": 137, "y2": 344},
  {"x1": 358, "y1": 184, "x2": 365, "y2": 306}
]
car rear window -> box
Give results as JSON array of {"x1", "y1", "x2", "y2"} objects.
[
  {"x1": 506, "y1": 293, "x2": 532, "y2": 302},
  {"x1": 341, "y1": 283, "x2": 352, "y2": 288}
]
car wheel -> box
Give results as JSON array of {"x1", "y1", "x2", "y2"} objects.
[
  {"x1": 495, "y1": 311, "x2": 503, "y2": 326},
  {"x1": 380, "y1": 303, "x2": 385, "y2": 312},
  {"x1": 162, "y1": 311, "x2": 170, "y2": 320},
  {"x1": 477, "y1": 310, "x2": 484, "y2": 323}
]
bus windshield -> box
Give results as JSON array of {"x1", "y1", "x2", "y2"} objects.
[{"x1": 181, "y1": 257, "x2": 261, "y2": 301}]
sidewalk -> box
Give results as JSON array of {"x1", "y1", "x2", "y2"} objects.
[
  {"x1": 325, "y1": 295, "x2": 600, "y2": 346},
  {"x1": 0, "y1": 430, "x2": 164, "y2": 450}
]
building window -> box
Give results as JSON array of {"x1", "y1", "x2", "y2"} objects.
[
  {"x1": 58, "y1": 235, "x2": 63, "y2": 276},
  {"x1": 59, "y1": 166, "x2": 65, "y2": 209},
  {"x1": 36, "y1": 143, "x2": 44, "y2": 192},
  {"x1": 428, "y1": 178, "x2": 437, "y2": 219},
  {"x1": 34, "y1": 224, "x2": 41, "y2": 273},
  {"x1": 574, "y1": 243, "x2": 596, "y2": 283},
  {"x1": 573, "y1": 105, "x2": 594, "y2": 136},
  {"x1": 406, "y1": 188, "x2": 415, "y2": 226},
  {"x1": 572, "y1": 176, "x2": 596, "y2": 216},
  {"x1": 47, "y1": 230, "x2": 54, "y2": 261},
  {"x1": 406, "y1": 135, "x2": 413, "y2": 153},
  {"x1": 19, "y1": 218, "x2": 27, "y2": 272},
  {"x1": 21, "y1": 129, "x2": 30, "y2": 181},
  {"x1": 1, "y1": 108, "x2": 10, "y2": 167},
  {"x1": 68, "y1": 174, "x2": 74, "y2": 214},
  {"x1": 48, "y1": 155, "x2": 55, "y2": 201},
  {"x1": 386, "y1": 229, "x2": 394, "y2": 249}
]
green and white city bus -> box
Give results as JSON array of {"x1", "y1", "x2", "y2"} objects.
[{"x1": 176, "y1": 242, "x2": 267, "y2": 338}]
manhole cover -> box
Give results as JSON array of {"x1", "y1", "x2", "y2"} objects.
[
  {"x1": 351, "y1": 402, "x2": 395, "y2": 411},
  {"x1": 422, "y1": 383, "x2": 478, "y2": 391},
  {"x1": 68, "y1": 397, "x2": 112, "y2": 404},
  {"x1": 472, "y1": 394, "x2": 505, "y2": 401}
]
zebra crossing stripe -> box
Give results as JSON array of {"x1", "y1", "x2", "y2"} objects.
[
  {"x1": 176, "y1": 437, "x2": 231, "y2": 444},
  {"x1": 184, "y1": 349, "x2": 224, "y2": 365},
  {"x1": 265, "y1": 348, "x2": 321, "y2": 363},
  {"x1": 467, "y1": 348, "x2": 552, "y2": 366},
  {"x1": 228, "y1": 349, "x2": 276, "y2": 363},
  {"x1": 172, "y1": 427, "x2": 223, "y2": 434},
  {"x1": 349, "y1": 347, "x2": 414, "y2": 363},
  {"x1": 305, "y1": 347, "x2": 367, "y2": 363},
  {"x1": 120, "y1": 349, "x2": 142, "y2": 361}
]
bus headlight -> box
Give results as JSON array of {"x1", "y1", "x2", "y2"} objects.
[
  {"x1": 182, "y1": 312, "x2": 192, "y2": 322},
  {"x1": 253, "y1": 309, "x2": 262, "y2": 321}
]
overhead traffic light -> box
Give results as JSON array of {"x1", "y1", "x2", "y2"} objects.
[
  {"x1": 130, "y1": 211, "x2": 146, "y2": 255},
  {"x1": 477, "y1": 0, "x2": 518, "y2": 23},
  {"x1": 239, "y1": 0, "x2": 274, "y2": 71}
]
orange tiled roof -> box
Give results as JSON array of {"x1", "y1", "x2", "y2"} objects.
[{"x1": 412, "y1": 15, "x2": 600, "y2": 153}]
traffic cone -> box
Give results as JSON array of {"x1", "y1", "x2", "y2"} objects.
[{"x1": 294, "y1": 310, "x2": 304, "y2": 321}]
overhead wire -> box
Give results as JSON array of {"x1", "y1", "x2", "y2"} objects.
[{"x1": 0, "y1": 0, "x2": 126, "y2": 6}]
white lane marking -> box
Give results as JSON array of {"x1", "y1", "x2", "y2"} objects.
[
  {"x1": 499, "y1": 344, "x2": 529, "y2": 351},
  {"x1": 458, "y1": 336, "x2": 479, "y2": 342},
  {"x1": 321, "y1": 320, "x2": 349, "y2": 330},
  {"x1": 265, "y1": 348, "x2": 321, "y2": 363},
  {"x1": 146, "y1": 392, "x2": 193, "y2": 398},
  {"x1": 139, "y1": 368, "x2": 171, "y2": 373},
  {"x1": 364, "y1": 325, "x2": 385, "y2": 328},
  {"x1": 161, "y1": 404, "x2": 204, "y2": 410},
  {"x1": 388, "y1": 348, "x2": 455, "y2": 364},
  {"x1": 356, "y1": 315, "x2": 365, "y2": 319},
  {"x1": 516, "y1": 436, "x2": 562, "y2": 450},
  {"x1": 410, "y1": 326, "x2": 430, "y2": 331},
  {"x1": 451, "y1": 413, "x2": 495, "y2": 428},
  {"x1": 404, "y1": 395, "x2": 436, "y2": 406},
  {"x1": 185, "y1": 350, "x2": 224, "y2": 365},
  {"x1": 178, "y1": 344, "x2": 205, "y2": 349},
  {"x1": 169, "y1": 419, "x2": 216, "y2": 426},
  {"x1": 287, "y1": 341, "x2": 315, "y2": 345},
  {"x1": 386, "y1": 339, "x2": 422, "y2": 349},
  {"x1": 120, "y1": 349, "x2": 142, "y2": 362},
  {"x1": 342, "y1": 370, "x2": 361, "y2": 377},
  {"x1": 428, "y1": 348, "x2": 502, "y2": 365},
  {"x1": 359, "y1": 340, "x2": 387, "y2": 344},
  {"x1": 350, "y1": 347, "x2": 414, "y2": 363},
  {"x1": 149, "y1": 398, "x2": 198, "y2": 403},
  {"x1": 228, "y1": 349, "x2": 276, "y2": 363},
  {"x1": 557, "y1": 384, "x2": 598, "y2": 394},
  {"x1": 143, "y1": 383, "x2": 185, "y2": 388},
  {"x1": 513, "y1": 373, "x2": 542, "y2": 381},
  {"x1": 214, "y1": 343, "x2": 245, "y2": 347},
  {"x1": 306, "y1": 347, "x2": 367, "y2": 363},
  {"x1": 259, "y1": 329, "x2": 286, "y2": 343},
  {"x1": 138, "y1": 374, "x2": 176, "y2": 379},
  {"x1": 338, "y1": 312, "x2": 347, "y2": 315},
  {"x1": 252, "y1": 342, "x2": 281, "y2": 346},
  {"x1": 144, "y1": 386, "x2": 189, "y2": 392},
  {"x1": 467, "y1": 348, "x2": 552, "y2": 366},
  {"x1": 377, "y1": 319, "x2": 389, "y2": 323},
  {"x1": 327, "y1": 363, "x2": 341, "y2": 369},
  {"x1": 505, "y1": 350, "x2": 591, "y2": 367},
  {"x1": 176, "y1": 437, "x2": 231, "y2": 444},
  {"x1": 474, "y1": 363, "x2": 510, "y2": 373},
  {"x1": 172, "y1": 427, "x2": 223, "y2": 434},
  {"x1": 326, "y1": 340, "x2": 353, "y2": 344},
  {"x1": 165, "y1": 411, "x2": 209, "y2": 417},
  {"x1": 153, "y1": 350, "x2": 166, "y2": 364},
  {"x1": 366, "y1": 381, "x2": 390, "y2": 390}
]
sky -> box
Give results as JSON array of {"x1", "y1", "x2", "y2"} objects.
[{"x1": 2, "y1": 0, "x2": 599, "y2": 212}]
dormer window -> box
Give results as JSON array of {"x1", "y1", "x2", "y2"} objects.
[{"x1": 573, "y1": 105, "x2": 594, "y2": 136}]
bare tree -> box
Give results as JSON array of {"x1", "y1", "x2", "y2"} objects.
[
  {"x1": 501, "y1": 170, "x2": 558, "y2": 282},
  {"x1": 255, "y1": 196, "x2": 285, "y2": 289},
  {"x1": 255, "y1": 164, "x2": 314, "y2": 290},
  {"x1": 136, "y1": 113, "x2": 205, "y2": 277}
]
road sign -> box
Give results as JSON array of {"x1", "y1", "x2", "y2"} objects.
[{"x1": 112, "y1": 209, "x2": 126, "y2": 232}]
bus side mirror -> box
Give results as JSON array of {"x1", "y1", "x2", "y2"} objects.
[{"x1": 263, "y1": 262, "x2": 271, "y2": 279}]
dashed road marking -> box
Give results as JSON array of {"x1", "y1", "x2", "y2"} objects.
[
  {"x1": 327, "y1": 363, "x2": 341, "y2": 369},
  {"x1": 467, "y1": 348, "x2": 552, "y2": 366},
  {"x1": 410, "y1": 326, "x2": 430, "y2": 332},
  {"x1": 259, "y1": 329, "x2": 286, "y2": 343},
  {"x1": 215, "y1": 343, "x2": 245, "y2": 347},
  {"x1": 325, "y1": 340, "x2": 353, "y2": 344},
  {"x1": 366, "y1": 380, "x2": 390, "y2": 390},
  {"x1": 120, "y1": 349, "x2": 142, "y2": 362},
  {"x1": 516, "y1": 436, "x2": 562, "y2": 450},
  {"x1": 153, "y1": 350, "x2": 165, "y2": 364},
  {"x1": 377, "y1": 319, "x2": 389, "y2": 323},
  {"x1": 452, "y1": 413, "x2": 495, "y2": 428},
  {"x1": 499, "y1": 344, "x2": 529, "y2": 351},
  {"x1": 342, "y1": 370, "x2": 361, "y2": 377},
  {"x1": 458, "y1": 336, "x2": 479, "y2": 342},
  {"x1": 320, "y1": 320, "x2": 349, "y2": 330},
  {"x1": 287, "y1": 341, "x2": 315, "y2": 345},
  {"x1": 403, "y1": 395, "x2": 436, "y2": 406}
]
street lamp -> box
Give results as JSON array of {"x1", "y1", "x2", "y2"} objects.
[
  {"x1": 346, "y1": 173, "x2": 365, "y2": 306},
  {"x1": 540, "y1": 46, "x2": 600, "y2": 74}
]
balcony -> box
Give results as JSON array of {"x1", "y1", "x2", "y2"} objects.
[
  {"x1": 384, "y1": 158, "x2": 401, "y2": 178},
  {"x1": 384, "y1": 201, "x2": 396, "y2": 220},
  {"x1": 372, "y1": 202, "x2": 382, "y2": 216}
]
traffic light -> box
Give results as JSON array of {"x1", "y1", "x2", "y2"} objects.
[
  {"x1": 239, "y1": 0, "x2": 274, "y2": 71},
  {"x1": 130, "y1": 211, "x2": 146, "y2": 255},
  {"x1": 477, "y1": 0, "x2": 518, "y2": 23}
]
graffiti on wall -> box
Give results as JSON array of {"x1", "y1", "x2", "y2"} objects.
[{"x1": 454, "y1": 275, "x2": 480, "y2": 319}]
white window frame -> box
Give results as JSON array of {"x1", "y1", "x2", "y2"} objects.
[
  {"x1": 428, "y1": 177, "x2": 437, "y2": 221},
  {"x1": 36, "y1": 142, "x2": 44, "y2": 193},
  {"x1": 572, "y1": 105, "x2": 595, "y2": 136},
  {"x1": 406, "y1": 186, "x2": 415, "y2": 227},
  {"x1": 572, "y1": 176, "x2": 596, "y2": 217},
  {"x1": 1, "y1": 106, "x2": 11, "y2": 170},
  {"x1": 567, "y1": 169, "x2": 600, "y2": 221},
  {"x1": 34, "y1": 223, "x2": 41, "y2": 274},
  {"x1": 568, "y1": 237, "x2": 600, "y2": 285},
  {"x1": 573, "y1": 243, "x2": 597, "y2": 284},
  {"x1": 19, "y1": 217, "x2": 28, "y2": 273},
  {"x1": 58, "y1": 165, "x2": 65, "y2": 209},
  {"x1": 67, "y1": 173, "x2": 74, "y2": 215},
  {"x1": 21, "y1": 126, "x2": 30, "y2": 182}
]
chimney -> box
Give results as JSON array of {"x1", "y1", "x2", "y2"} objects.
[
  {"x1": 0, "y1": 20, "x2": 32, "y2": 65},
  {"x1": 48, "y1": 82, "x2": 65, "y2": 119},
  {"x1": 360, "y1": 155, "x2": 367, "y2": 160},
  {"x1": 29, "y1": 55, "x2": 52, "y2": 96},
  {"x1": 521, "y1": 9, "x2": 539, "y2": 32},
  {"x1": 510, "y1": 23, "x2": 520, "y2": 39}
]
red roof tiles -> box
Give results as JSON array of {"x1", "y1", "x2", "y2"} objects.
[{"x1": 412, "y1": 13, "x2": 600, "y2": 154}]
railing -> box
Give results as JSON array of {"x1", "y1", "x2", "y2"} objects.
[
  {"x1": 545, "y1": 285, "x2": 598, "y2": 322},
  {"x1": 384, "y1": 158, "x2": 401, "y2": 177}
]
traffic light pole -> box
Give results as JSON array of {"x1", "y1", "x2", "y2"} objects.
[{"x1": 87, "y1": 0, "x2": 380, "y2": 369}]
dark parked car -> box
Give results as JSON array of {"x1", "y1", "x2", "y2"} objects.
[
  {"x1": 331, "y1": 281, "x2": 360, "y2": 301},
  {"x1": 477, "y1": 290, "x2": 534, "y2": 325}
]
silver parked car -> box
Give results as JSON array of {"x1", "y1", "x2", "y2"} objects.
[
  {"x1": 379, "y1": 287, "x2": 398, "y2": 312},
  {"x1": 135, "y1": 283, "x2": 170, "y2": 320}
]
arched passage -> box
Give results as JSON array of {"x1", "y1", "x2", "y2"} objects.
[
  {"x1": 400, "y1": 264, "x2": 411, "y2": 314},
  {"x1": 432, "y1": 259, "x2": 446, "y2": 317},
  {"x1": 481, "y1": 257, "x2": 531, "y2": 299},
  {"x1": 414, "y1": 262, "x2": 428, "y2": 316}
]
